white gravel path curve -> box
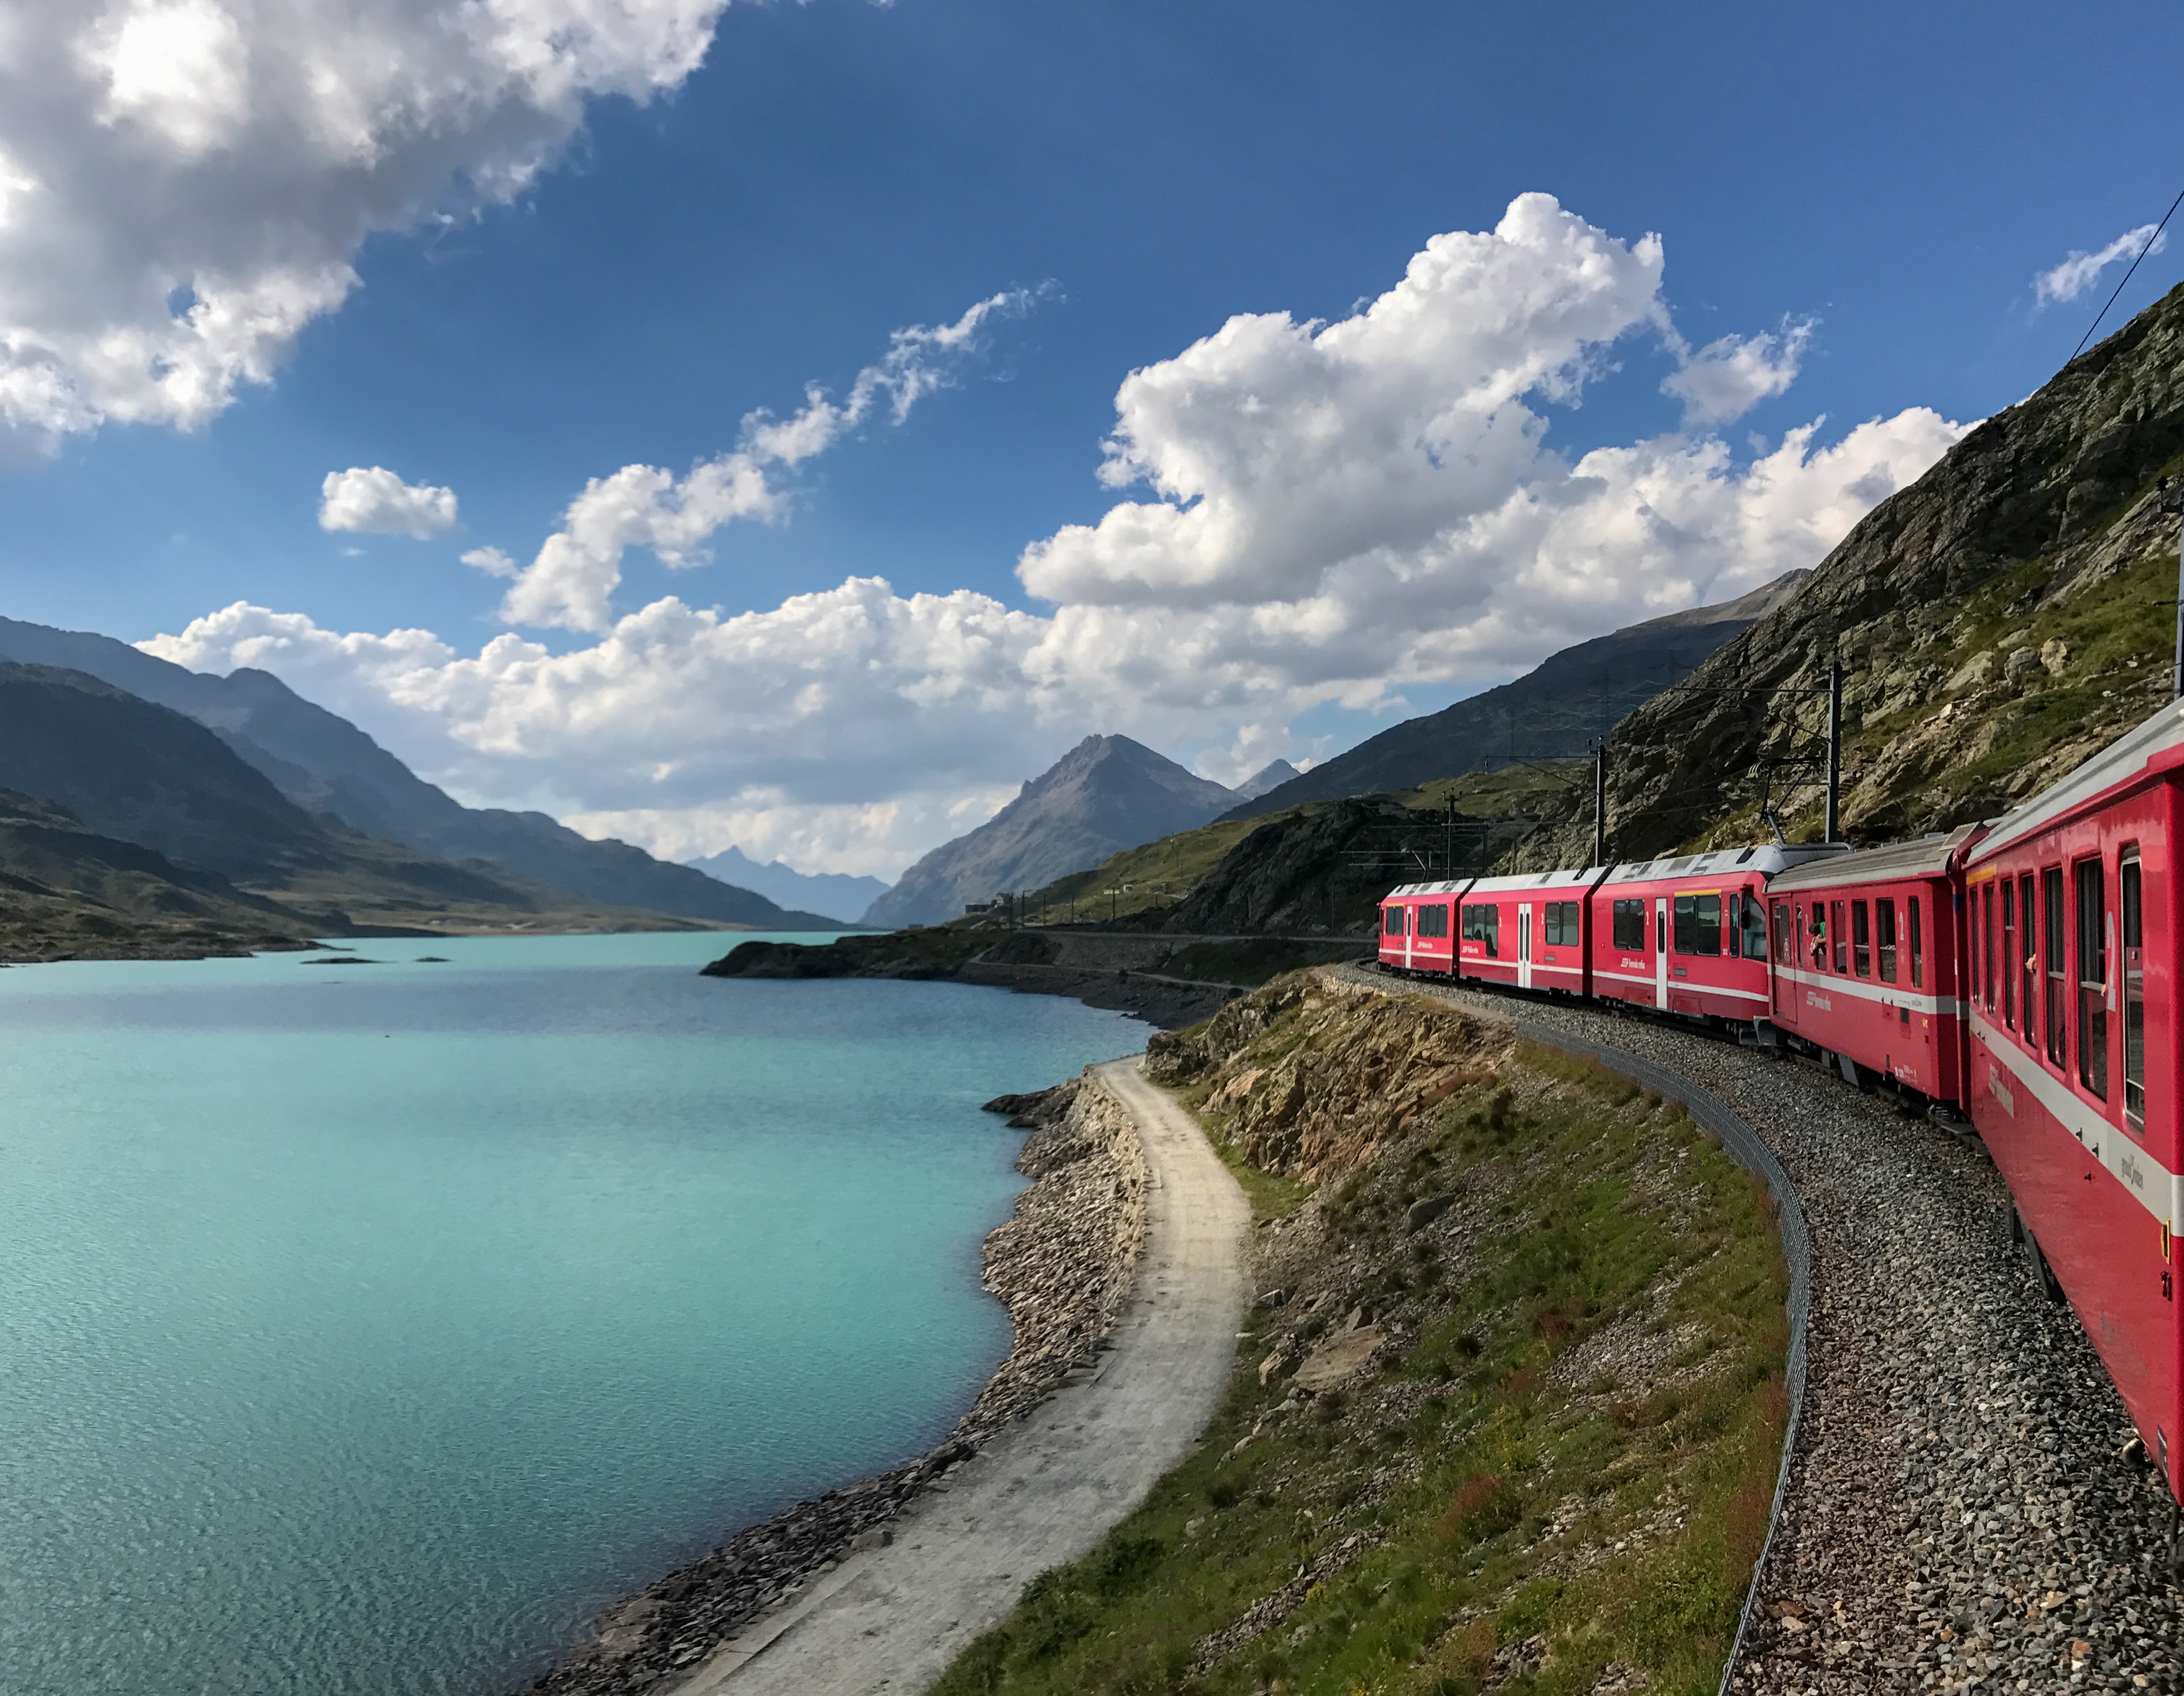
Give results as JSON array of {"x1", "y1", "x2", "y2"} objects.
[{"x1": 675, "y1": 1057, "x2": 1250, "y2": 1696}]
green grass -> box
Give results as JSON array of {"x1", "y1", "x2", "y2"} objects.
[
  {"x1": 1022, "y1": 810, "x2": 1320, "y2": 924},
  {"x1": 1400, "y1": 762, "x2": 1591, "y2": 820},
  {"x1": 932, "y1": 1034, "x2": 1789, "y2": 1696}
]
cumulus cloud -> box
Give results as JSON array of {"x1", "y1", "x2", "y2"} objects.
[
  {"x1": 319, "y1": 466, "x2": 458, "y2": 538},
  {"x1": 1661, "y1": 321, "x2": 1811, "y2": 424},
  {"x1": 0, "y1": 0, "x2": 733, "y2": 451},
  {"x1": 143, "y1": 196, "x2": 1970, "y2": 877},
  {"x1": 2036, "y1": 224, "x2": 2168, "y2": 305},
  {"x1": 492, "y1": 288, "x2": 1041, "y2": 631}
]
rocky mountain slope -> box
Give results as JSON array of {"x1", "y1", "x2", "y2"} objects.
[
  {"x1": 1223, "y1": 574, "x2": 1808, "y2": 822},
  {"x1": 0, "y1": 616, "x2": 832, "y2": 929},
  {"x1": 1522, "y1": 279, "x2": 2184, "y2": 865},
  {"x1": 0, "y1": 788, "x2": 311, "y2": 961},
  {"x1": 861, "y1": 735, "x2": 1239, "y2": 928},
  {"x1": 685, "y1": 845, "x2": 884, "y2": 925}
]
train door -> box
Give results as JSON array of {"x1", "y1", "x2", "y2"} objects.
[
  {"x1": 1517, "y1": 903, "x2": 1534, "y2": 989},
  {"x1": 1773, "y1": 901, "x2": 1798, "y2": 1026},
  {"x1": 1654, "y1": 896, "x2": 1669, "y2": 1008},
  {"x1": 1403, "y1": 904, "x2": 1413, "y2": 972}
]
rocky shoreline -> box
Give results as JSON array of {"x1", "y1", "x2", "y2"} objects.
[{"x1": 521, "y1": 1070, "x2": 1150, "y2": 1695}]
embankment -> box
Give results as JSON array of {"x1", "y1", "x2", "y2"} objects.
[
  {"x1": 932, "y1": 974, "x2": 1794, "y2": 1696},
  {"x1": 526, "y1": 1073, "x2": 1152, "y2": 1695},
  {"x1": 702, "y1": 928, "x2": 1362, "y2": 1029}
]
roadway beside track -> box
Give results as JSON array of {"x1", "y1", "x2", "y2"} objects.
[{"x1": 1327, "y1": 964, "x2": 2183, "y2": 1695}]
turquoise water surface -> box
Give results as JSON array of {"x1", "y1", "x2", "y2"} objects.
[{"x1": 0, "y1": 933, "x2": 1148, "y2": 1695}]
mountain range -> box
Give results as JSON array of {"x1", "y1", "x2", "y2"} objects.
[
  {"x1": 0, "y1": 617, "x2": 833, "y2": 930},
  {"x1": 685, "y1": 846, "x2": 887, "y2": 926},
  {"x1": 861, "y1": 735, "x2": 1245, "y2": 927},
  {"x1": 1221, "y1": 574, "x2": 1808, "y2": 822}
]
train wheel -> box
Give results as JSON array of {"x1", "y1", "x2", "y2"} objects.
[{"x1": 2017, "y1": 1210, "x2": 2064, "y2": 1303}]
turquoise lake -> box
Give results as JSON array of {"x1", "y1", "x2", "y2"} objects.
[{"x1": 0, "y1": 933, "x2": 1149, "y2": 1695}]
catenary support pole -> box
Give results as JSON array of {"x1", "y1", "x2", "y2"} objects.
[
  {"x1": 1592, "y1": 742, "x2": 1607, "y2": 868},
  {"x1": 1824, "y1": 659, "x2": 1843, "y2": 844}
]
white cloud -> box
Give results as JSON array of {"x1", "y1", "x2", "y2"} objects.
[
  {"x1": 492, "y1": 289, "x2": 1040, "y2": 632},
  {"x1": 143, "y1": 197, "x2": 1970, "y2": 878},
  {"x1": 2036, "y1": 224, "x2": 2167, "y2": 305},
  {"x1": 1661, "y1": 320, "x2": 1811, "y2": 424},
  {"x1": 462, "y1": 546, "x2": 519, "y2": 579},
  {"x1": 0, "y1": 0, "x2": 734, "y2": 451},
  {"x1": 319, "y1": 465, "x2": 458, "y2": 538}
]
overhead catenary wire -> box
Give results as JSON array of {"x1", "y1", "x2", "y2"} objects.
[{"x1": 2070, "y1": 186, "x2": 2184, "y2": 363}]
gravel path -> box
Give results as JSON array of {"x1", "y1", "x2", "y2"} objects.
[
  {"x1": 679, "y1": 1058, "x2": 1250, "y2": 1696},
  {"x1": 1327, "y1": 965, "x2": 2182, "y2": 1696}
]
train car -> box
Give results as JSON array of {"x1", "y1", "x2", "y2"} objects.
[
  {"x1": 1454, "y1": 869, "x2": 1608, "y2": 994},
  {"x1": 1377, "y1": 879, "x2": 1472, "y2": 977},
  {"x1": 1587, "y1": 846, "x2": 1842, "y2": 1022},
  {"x1": 1761, "y1": 825, "x2": 1979, "y2": 1100},
  {"x1": 1957, "y1": 705, "x2": 2184, "y2": 1505}
]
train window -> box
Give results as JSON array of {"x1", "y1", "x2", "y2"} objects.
[
  {"x1": 1876, "y1": 899, "x2": 1898, "y2": 983},
  {"x1": 1831, "y1": 901, "x2": 1848, "y2": 973},
  {"x1": 2122, "y1": 853, "x2": 2145, "y2": 1130},
  {"x1": 1544, "y1": 901, "x2": 1581, "y2": 947},
  {"x1": 1772, "y1": 902, "x2": 1792, "y2": 964},
  {"x1": 2043, "y1": 868, "x2": 2067, "y2": 1067},
  {"x1": 1852, "y1": 900, "x2": 1872, "y2": 976},
  {"x1": 1673, "y1": 893, "x2": 1721, "y2": 956},
  {"x1": 2018, "y1": 874, "x2": 2037, "y2": 1048},
  {"x1": 1611, "y1": 899, "x2": 1645, "y2": 951},
  {"x1": 2075, "y1": 859, "x2": 2108, "y2": 1100},
  {"x1": 1984, "y1": 884, "x2": 1998, "y2": 1011},
  {"x1": 1416, "y1": 903, "x2": 1450, "y2": 938},
  {"x1": 1909, "y1": 896, "x2": 1923, "y2": 987},
  {"x1": 2000, "y1": 881, "x2": 2016, "y2": 1027},
  {"x1": 1384, "y1": 905, "x2": 1404, "y2": 937},
  {"x1": 1742, "y1": 891, "x2": 1768, "y2": 960},
  {"x1": 1461, "y1": 903, "x2": 1499, "y2": 958}
]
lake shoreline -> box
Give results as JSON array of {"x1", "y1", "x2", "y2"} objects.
[{"x1": 523, "y1": 1068, "x2": 1155, "y2": 1695}]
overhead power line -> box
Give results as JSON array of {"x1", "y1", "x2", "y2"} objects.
[{"x1": 2070, "y1": 185, "x2": 2184, "y2": 363}]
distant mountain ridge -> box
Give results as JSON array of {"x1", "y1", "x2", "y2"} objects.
[
  {"x1": 0, "y1": 616, "x2": 834, "y2": 930},
  {"x1": 685, "y1": 846, "x2": 886, "y2": 926},
  {"x1": 860, "y1": 735, "x2": 1239, "y2": 928},
  {"x1": 1230, "y1": 759, "x2": 1301, "y2": 803},
  {"x1": 1221, "y1": 573, "x2": 1811, "y2": 821}
]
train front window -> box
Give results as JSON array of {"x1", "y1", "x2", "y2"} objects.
[
  {"x1": 2075, "y1": 859, "x2": 2108, "y2": 1099},
  {"x1": 1743, "y1": 890, "x2": 1768, "y2": 960},
  {"x1": 1876, "y1": 899, "x2": 1897, "y2": 983},
  {"x1": 2000, "y1": 882, "x2": 2015, "y2": 1027},
  {"x1": 1673, "y1": 893, "x2": 1720, "y2": 956},
  {"x1": 2044, "y1": 868, "x2": 2067, "y2": 1067},
  {"x1": 1611, "y1": 898, "x2": 1645, "y2": 951},
  {"x1": 1909, "y1": 897, "x2": 1922, "y2": 987},
  {"x1": 1852, "y1": 900, "x2": 1871, "y2": 976},
  {"x1": 2122, "y1": 852, "x2": 2145, "y2": 1130},
  {"x1": 2019, "y1": 874, "x2": 2037, "y2": 1048}
]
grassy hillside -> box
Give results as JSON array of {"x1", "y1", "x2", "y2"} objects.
[{"x1": 934, "y1": 978, "x2": 1789, "y2": 1696}]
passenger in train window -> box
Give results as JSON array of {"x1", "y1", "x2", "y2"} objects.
[
  {"x1": 1852, "y1": 900, "x2": 1872, "y2": 976},
  {"x1": 1876, "y1": 899, "x2": 1898, "y2": 983},
  {"x1": 1808, "y1": 904, "x2": 1827, "y2": 971}
]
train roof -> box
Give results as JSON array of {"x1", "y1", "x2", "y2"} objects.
[
  {"x1": 1968, "y1": 697, "x2": 2184, "y2": 864},
  {"x1": 1384, "y1": 878, "x2": 1473, "y2": 898},
  {"x1": 1767, "y1": 824, "x2": 1982, "y2": 893},
  {"x1": 1600, "y1": 843, "x2": 1845, "y2": 883}
]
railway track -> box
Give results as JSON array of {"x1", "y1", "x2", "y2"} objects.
[{"x1": 1328, "y1": 964, "x2": 2183, "y2": 1695}]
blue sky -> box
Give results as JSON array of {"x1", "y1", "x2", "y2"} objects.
[{"x1": 1, "y1": 0, "x2": 2179, "y2": 874}]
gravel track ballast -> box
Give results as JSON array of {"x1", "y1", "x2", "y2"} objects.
[{"x1": 1326, "y1": 965, "x2": 2182, "y2": 1696}]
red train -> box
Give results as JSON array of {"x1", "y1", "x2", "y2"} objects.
[{"x1": 1378, "y1": 704, "x2": 2184, "y2": 1511}]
